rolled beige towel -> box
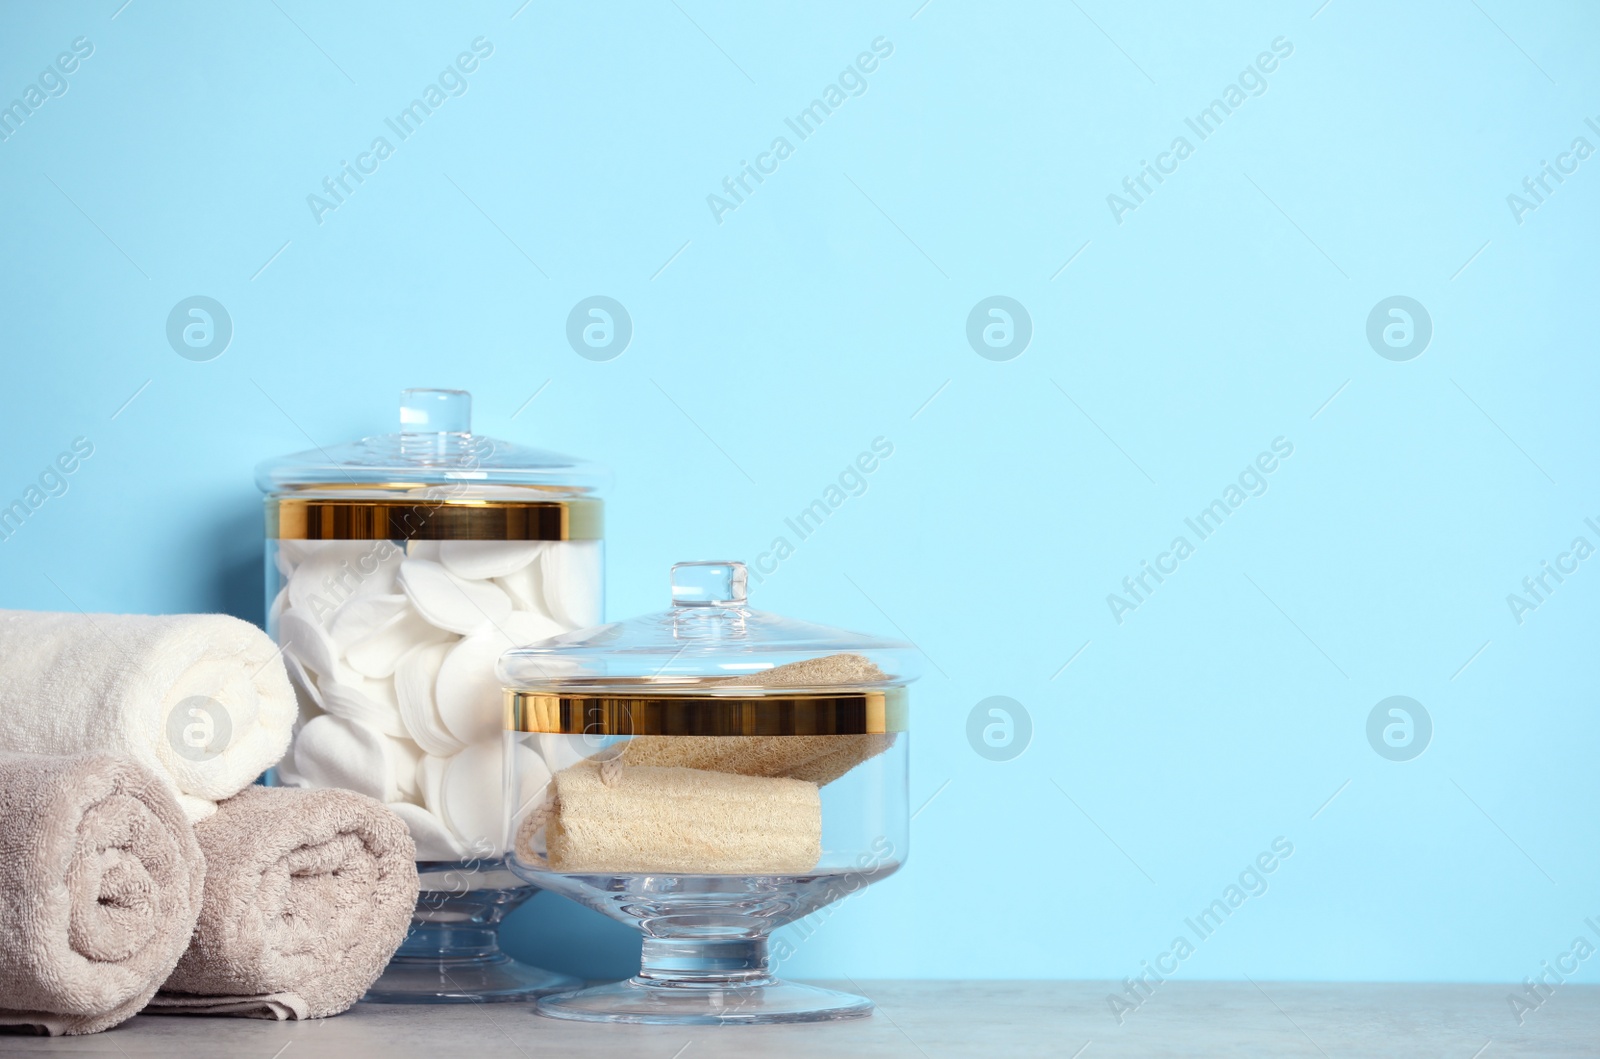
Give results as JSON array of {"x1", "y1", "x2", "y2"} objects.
[
  {"x1": 528, "y1": 762, "x2": 822, "y2": 875},
  {"x1": 149, "y1": 785, "x2": 419, "y2": 1020},
  {"x1": 0, "y1": 751, "x2": 205, "y2": 1036},
  {"x1": 0, "y1": 610, "x2": 298, "y2": 821}
]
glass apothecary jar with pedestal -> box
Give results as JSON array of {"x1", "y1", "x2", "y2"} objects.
[
  {"x1": 257, "y1": 387, "x2": 603, "y2": 1003},
  {"x1": 501, "y1": 560, "x2": 916, "y2": 1025}
]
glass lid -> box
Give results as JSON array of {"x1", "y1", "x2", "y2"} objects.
[
  {"x1": 255, "y1": 388, "x2": 606, "y2": 496},
  {"x1": 498, "y1": 560, "x2": 920, "y2": 693}
]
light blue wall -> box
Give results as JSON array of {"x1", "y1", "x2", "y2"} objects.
[{"x1": 1, "y1": 0, "x2": 1596, "y2": 990}]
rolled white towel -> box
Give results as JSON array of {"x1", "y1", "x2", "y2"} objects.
[{"x1": 0, "y1": 610, "x2": 296, "y2": 822}]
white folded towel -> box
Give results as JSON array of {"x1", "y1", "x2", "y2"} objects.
[{"x1": 0, "y1": 611, "x2": 297, "y2": 822}]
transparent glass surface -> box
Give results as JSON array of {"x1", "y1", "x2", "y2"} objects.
[
  {"x1": 502, "y1": 561, "x2": 915, "y2": 1024},
  {"x1": 256, "y1": 387, "x2": 607, "y2": 494},
  {"x1": 362, "y1": 872, "x2": 579, "y2": 1004},
  {"x1": 500, "y1": 558, "x2": 919, "y2": 689},
  {"x1": 259, "y1": 389, "x2": 602, "y2": 1003}
]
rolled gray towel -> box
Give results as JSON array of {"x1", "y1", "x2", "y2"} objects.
[
  {"x1": 0, "y1": 751, "x2": 205, "y2": 1036},
  {"x1": 149, "y1": 785, "x2": 418, "y2": 1019}
]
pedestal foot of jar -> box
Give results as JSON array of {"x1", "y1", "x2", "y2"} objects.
[
  {"x1": 362, "y1": 882, "x2": 580, "y2": 1004},
  {"x1": 365, "y1": 953, "x2": 581, "y2": 1004},
  {"x1": 536, "y1": 978, "x2": 872, "y2": 1025},
  {"x1": 534, "y1": 936, "x2": 872, "y2": 1024}
]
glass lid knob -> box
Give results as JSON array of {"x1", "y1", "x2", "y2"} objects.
[
  {"x1": 398, "y1": 388, "x2": 472, "y2": 460},
  {"x1": 400, "y1": 388, "x2": 471, "y2": 433},
  {"x1": 671, "y1": 561, "x2": 748, "y2": 607}
]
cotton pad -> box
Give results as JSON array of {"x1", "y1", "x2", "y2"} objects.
[
  {"x1": 493, "y1": 561, "x2": 546, "y2": 614},
  {"x1": 275, "y1": 539, "x2": 312, "y2": 578},
  {"x1": 418, "y1": 752, "x2": 450, "y2": 824},
  {"x1": 278, "y1": 609, "x2": 354, "y2": 686},
  {"x1": 388, "y1": 801, "x2": 465, "y2": 862},
  {"x1": 384, "y1": 735, "x2": 424, "y2": 802},
  {"x1": 321, "y1": 676, "x2": 408, "y2": 740},
  {"x1": 352, "y1": 541, "x2": 406, "y2": 597},
  {"x1": 405, "y1": 539, "x2": 442, "y2": 561},
  {"x1": 327, "y1": 594, "x2": 409, "y2": 649},
  {"x1": 283, "y1": 650, "x2": 325, "y2": 715},
  {"x1": 292, "y1": 714, "x2": 390, "y2": 802},
  {"x1": 539, "y1": 541, "x2": 601, "y2": 629},
  {"x1": 441, "y1": 740, "x2": 542, "y2": 853},
  {"x1": 346, "y1": 607, "x2": 451, "y2": 679},
  {"x1": 436, "y1": 611, "x2": 565, "y2": 745},
  {"x1": 395, "y1": 641, "x2": 464, "y2": 757},
  {"x1": 399, "y1": 558, "x2": 512, "y2": 635},
  {"x1": 439, "y1": 540, "x2": 545, "y2": 580},
  {"x1": 286, "y1": 541, "x2": 372, "y2": 614}
]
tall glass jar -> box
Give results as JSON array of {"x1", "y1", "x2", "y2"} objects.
[
  {"x1": 257, "y1": 388, "x2": 603, "y2": 1003},
  {"x1": 500, "y1": 560, "x2": 916, "y2": 1025}
]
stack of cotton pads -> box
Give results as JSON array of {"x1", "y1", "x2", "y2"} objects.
[{"x1": 272, "y1": 538, "x2": 600, "y2": 861}]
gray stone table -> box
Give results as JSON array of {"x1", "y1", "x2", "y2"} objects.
[{"x1": 3, "y1": 981, "x2": 1595, "y2": 1057}]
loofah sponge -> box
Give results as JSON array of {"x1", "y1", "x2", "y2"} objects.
[
  {"x1": 541, "y1": 762, "x2": 821, "y2": 875},
  {"x1": 616, "y1": 652, "x2": 897, "y2": 786},
  {"x1": 615, "y1": 732, "x2": 893, "y2": 787}
]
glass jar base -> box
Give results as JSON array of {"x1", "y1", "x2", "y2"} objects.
[
  {"x1": 536, "y1": 977, "x2": 874, "y2": 1025},
  {"x1": 364, "y1": 875, "x2": 579, "y2": 1004},
  {"x1": 365, "y1": 954, "x2": 581, "y2": 1004}
]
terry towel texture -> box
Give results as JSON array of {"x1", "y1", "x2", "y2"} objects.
[
  {"x1": 0, "y1": 751, "x2": 205, "y2": 1036},
  {"x1": 535, "y1": 762, "x2": 822, "y2": 875},
  {"x1": 0, "y1": 610, "x2": 298, "y2": 822},
  {"x1": 152, "y1": 785, "x2": 418, "y2": 1019}
]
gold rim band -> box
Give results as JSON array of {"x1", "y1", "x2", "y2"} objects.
[
  {"x1": 269, "y1": 497, "x2": 603, "y2": 541},
  {"x1": 506, "y1": 688, "x2": 908, "y2": 735}
]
